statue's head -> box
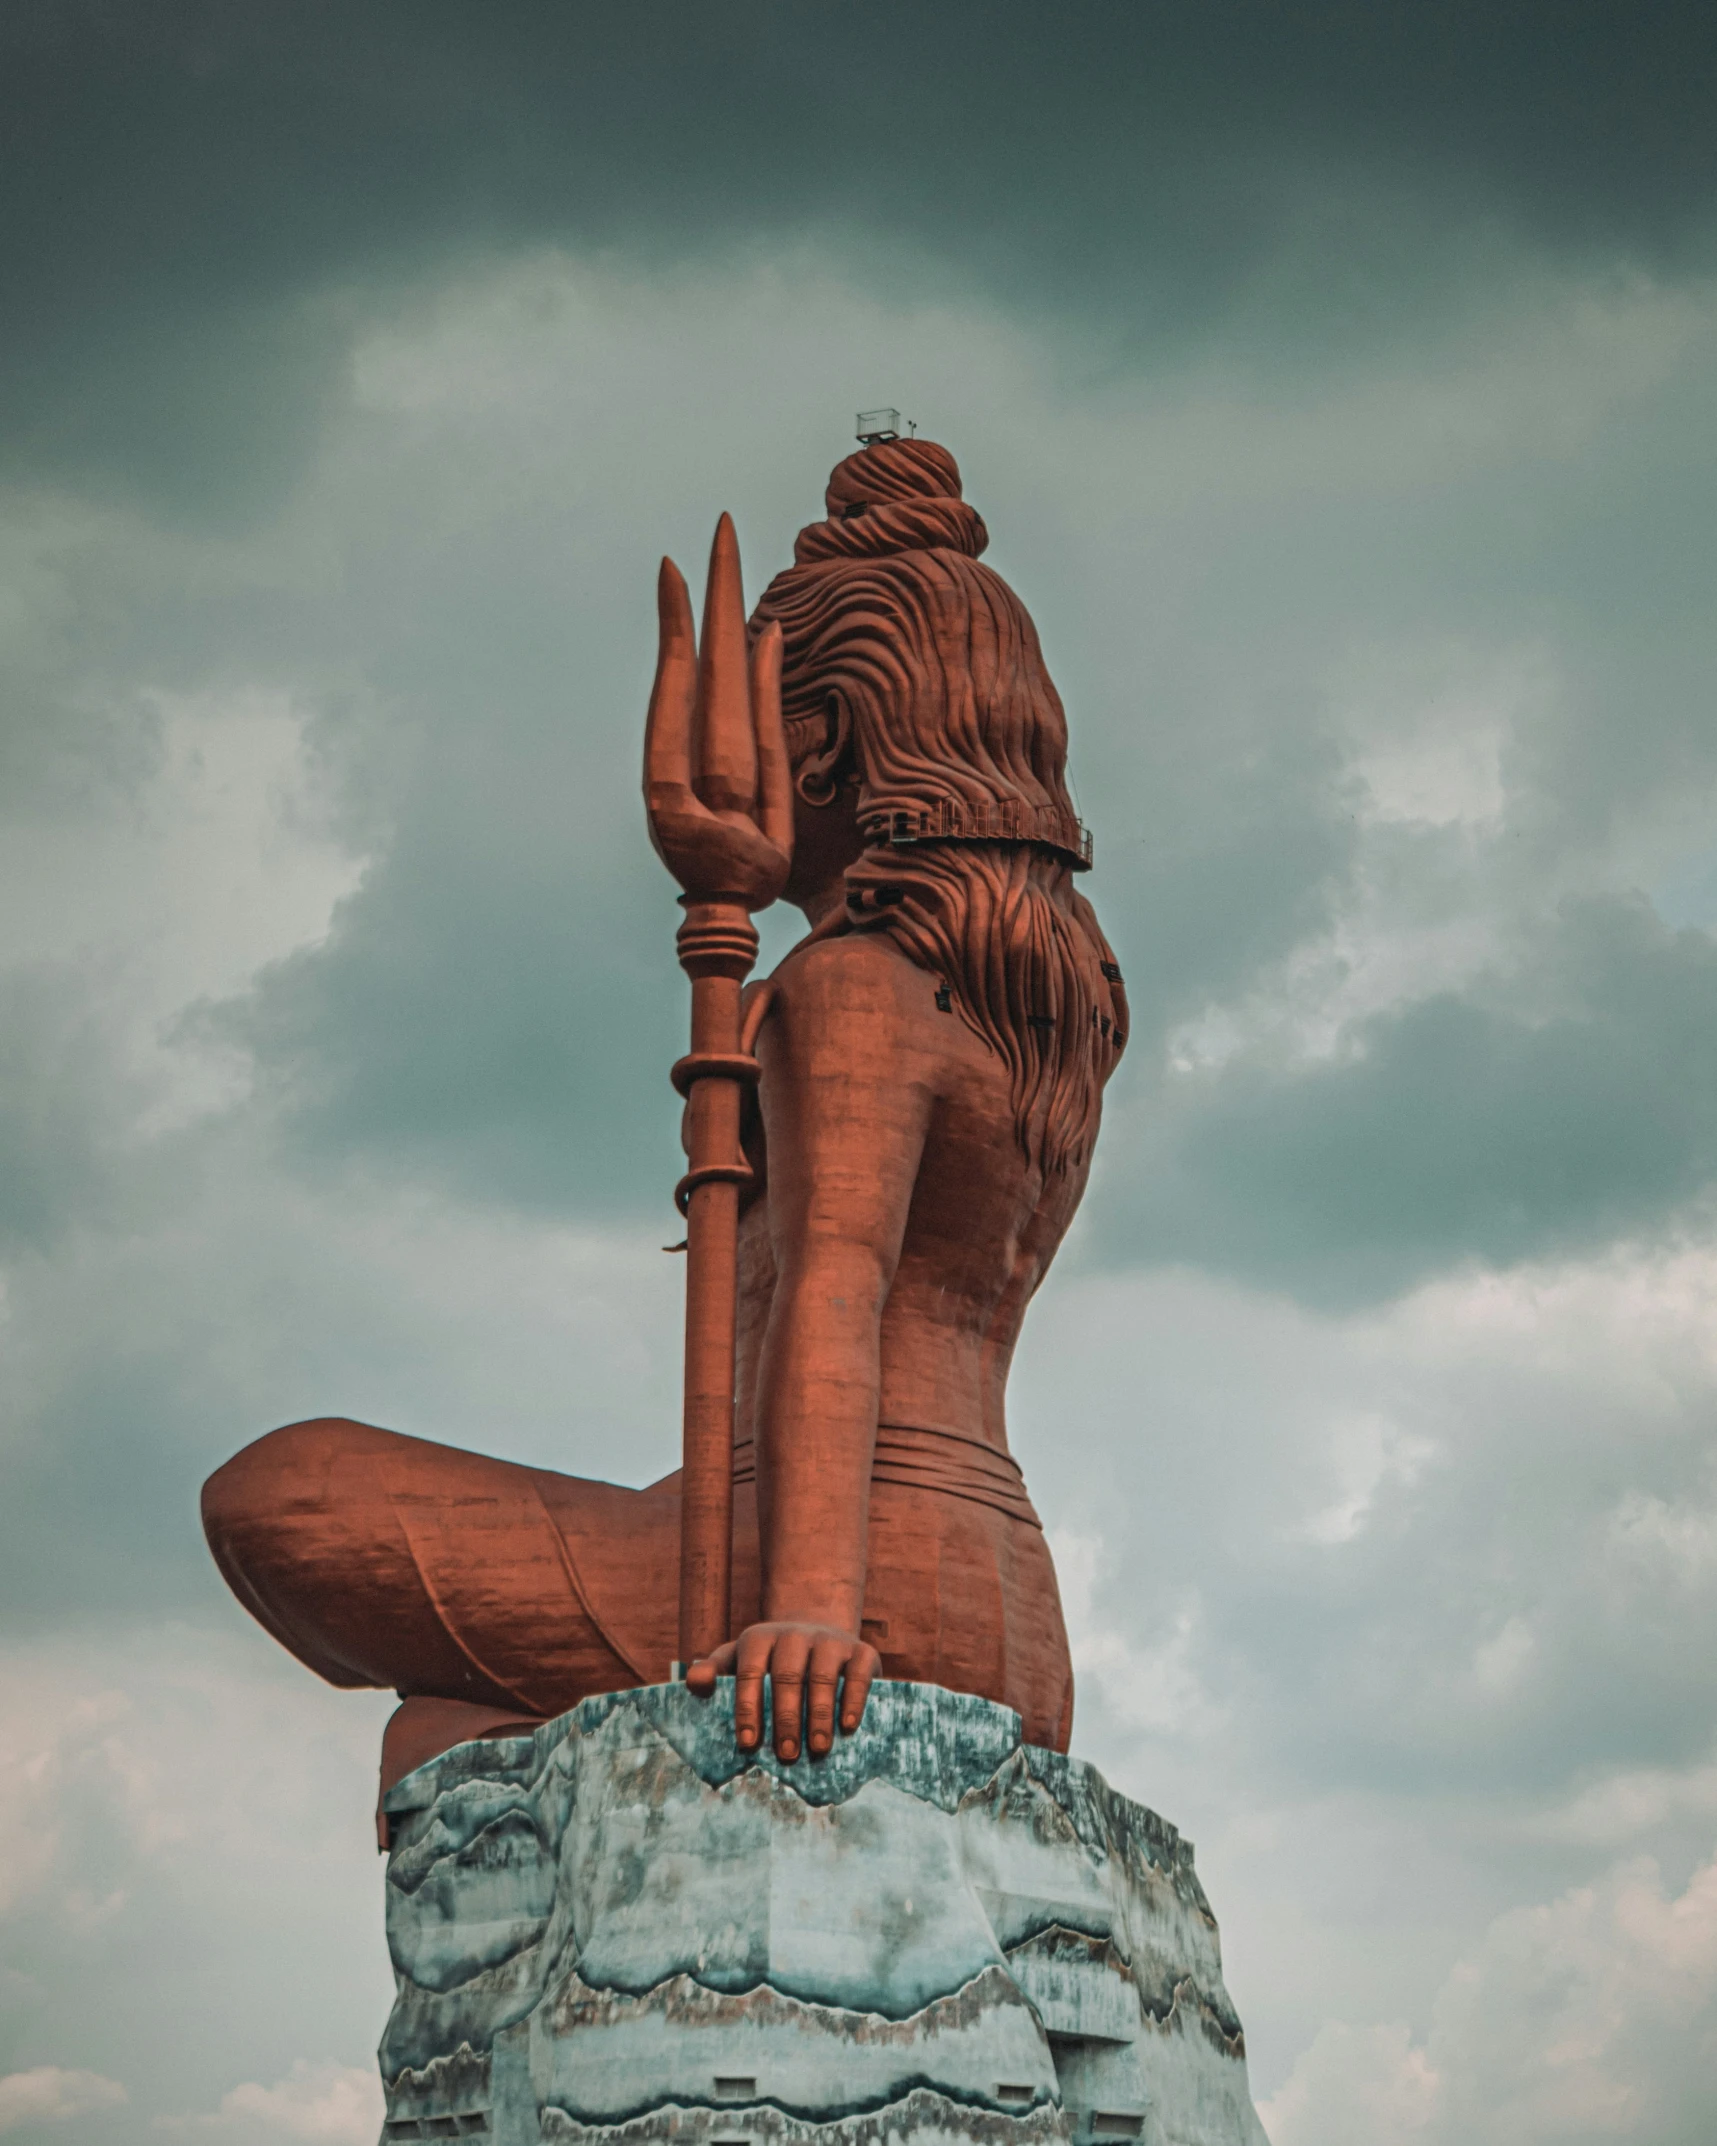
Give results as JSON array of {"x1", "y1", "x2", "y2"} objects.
[
  {"x1": 753, "y1": 439, "x2": 1125, "y2": 1173},
  {"x1": 759, "y1": 438, "x2": 1087, "y2": 868},
  {"x1": 793, "y1": 436, "x2": 988, "y2": 566}
]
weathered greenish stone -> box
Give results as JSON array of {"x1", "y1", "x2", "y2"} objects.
[{"x1": 380, "y1": 1681, "x2": 1268, "y2": 2146}]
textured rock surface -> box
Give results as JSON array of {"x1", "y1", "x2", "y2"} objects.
[{"x1": 379, "y1": 1682, "x2": 1268, "y2": 2146}]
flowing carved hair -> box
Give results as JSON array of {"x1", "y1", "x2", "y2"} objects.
[{"x1": 752, "y1": 438, "x2": 1128, "y2": 1174}]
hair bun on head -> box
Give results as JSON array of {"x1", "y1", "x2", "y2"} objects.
[{"x1": 793, "y1": 437, "x2": 989, "y2": 565}]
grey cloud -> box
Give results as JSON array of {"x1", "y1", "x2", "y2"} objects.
[
  {"x1": 7, "y1": 234, "x2": 1715, "y2": 1300},
  {"x1": 0, "y1": 1629, "x2": 395, "y2": 2130},
  {"x1": 4, "y1": 2, "x2": 1715, "y2": 519},
  {"x1": 1007, "y1": 1245, "x2": 1717, "y2": 2081},
  {"x1": 0, "y1": 1108, "x2": 686, "y2": 1630},
  {"x1": 155, "y1": 258, "x2": 1717, "y2": 1275},
  {"x1": 0, "y1": 966, "x2": 141, "y2": 1254},
  {"x1": 1077, "y1": 694, "x2": 1355, "y2": 1041},
  {"x1": 1099, "y1": 895, "x2": 1717, "y2": 1305},
  {"x1": 193, "y1": 444, "x2": 706, "y2": 1216},
  {"x1": 6, "y1": 25, "x2": 1717, "y2": 2136},
  {"x1": 1020, "y1": 1249, "x2": 1717, "y2": 1808},
  {"x1": 1263, "y1": 1844, "x2": 1717, "y2": 2146},
  {"x1": 227, "y1": 816, "x2": 685, "y2": 1217}
]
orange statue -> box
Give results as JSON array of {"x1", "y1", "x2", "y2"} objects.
[{"x1": 202, "y1": 436, "x2": 1128, "y2": 1799}]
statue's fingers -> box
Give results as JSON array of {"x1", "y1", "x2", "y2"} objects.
[
  {"x1": 805, "y1": 1633, "x2": 846, "y2": 1757},
  {"x1": 732, "y1": 1625, "x2": 773, "y2": 1752},
  {"x1": 751, "y1": 620, "x2": 793, "y2": 862},
  {"x1": 645, "y1": 557, "x2": 700, "y2": 823},
  {"x1": 768, "y1": 1628, "x2": 812, "y2": 1763},
  {"x1": 695, "y1": 514, "x2": 758, "y2": 817},
  {"x1": 840, "y1": 1643, "x2": 881, "y2": 1735}
]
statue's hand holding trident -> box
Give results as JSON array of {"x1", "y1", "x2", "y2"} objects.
[{"x1": 646, "y1": 515, "x2": 881, "y2": 1759}]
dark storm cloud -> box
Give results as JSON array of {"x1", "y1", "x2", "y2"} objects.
[
  {"x1": 3, "y1": 0, "x2": 1715, "y2": 516},
  {"x1": 1102, "y1": 895, "x2": 1717, "y2": 1305},
  {"x1": 179, "y1": 240, "x2": 1717, "y2": 1269},
  {"x1": 225, "y1": 747, "x2": 685, "y2": 1217}
]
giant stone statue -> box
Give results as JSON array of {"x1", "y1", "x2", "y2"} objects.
[{"x1": 203, "y1": 432, "x2": 1268, "y2": 2146}]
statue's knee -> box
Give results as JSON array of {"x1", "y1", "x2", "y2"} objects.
[{"x1": 201, "y1": 1416, "x2": 379, "y2": 1536}]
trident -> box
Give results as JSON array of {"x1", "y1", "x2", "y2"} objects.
[{"x1": 643, "y1": 516, "x2": 791, "y2": 1670}]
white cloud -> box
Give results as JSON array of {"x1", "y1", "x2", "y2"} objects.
[
  {"x1": 1160, "y1": 634, "x2": 1564, "y2": 1079},
  {"x1": 0, "y1": 688, "x2": 359, "y2": 993},
  {"x1": 0, "y1": 1683, "x2": 129, "y2": 1918},
  {"x1": 164, "y1": 2063, "x2": 382, "y2": 2146},
  {"x1": 1259, "y1": 2021, "x2": 1439, "y2": 2146},
  {"x1": 0, "y1": 684, "x2": 365, "y2": 1132},
  {"x1": 1433, "y1": 1850, "x2": 1717, "y2": 2143},
  {"x1": 1296, "y1": 1411, "x2": 1437, "y2": 1546},
  {"x1": 1534, "y1": 1756, "x2": 1717, "y2": 1851},
  {"x1": 1607, "y1": 1486, "x2": 1717, "y2": 1591},
  {"x1": 0, "y1": 1631, "x2": 393, "y2": 1912},
  {"x1": 0, "y1": 1629, "x2": 393, "y2": 2131},
  {"x1": 1012, "y1": 1239, "x2": 1717, "y2": 2088},
  {"x1": 1260, "y1": 1847, "x2": 1717, "y2": 2146},
  {"x1": 1470, "y1": 1615, "x2": 1536, "y2": 1699},
  {"x1": 1052, "y1": 1528, "x2": 1227, "y2": 1739},
  {"x1": 1342, "y1": 645, "x2": 1539, "y2": 833},
  {"x1": 0, "y1": 2070, "x2": 126, "y2": 2134},
  {"x1": 1356, "y1": 716, "x2": 1507, "y2": 831}
]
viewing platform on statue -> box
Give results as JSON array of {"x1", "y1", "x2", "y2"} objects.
[{"x1": 378, "y1": 1680, "x2": 1268, "y2": 2146}]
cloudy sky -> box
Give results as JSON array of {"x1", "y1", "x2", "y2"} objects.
[{"x1": 3, "y1": 4, "x2": 1717, "y2": 2142}]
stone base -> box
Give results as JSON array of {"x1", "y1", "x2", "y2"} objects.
[{"x1": 379, "y1": 1682, "x2": 1268, "y2": 2146}]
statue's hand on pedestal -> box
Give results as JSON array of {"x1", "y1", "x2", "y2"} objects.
[
  {"x1": 644, "y1": 515, "x2": 791, "y2": 909},
  {"x1": 687, "y1": 1621, "x2": 881, "y2": 1763}
]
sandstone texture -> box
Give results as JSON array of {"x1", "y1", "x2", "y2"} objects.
[{"x1": 379, "y1": 1681, "x2": 1268, "y2": 2146}]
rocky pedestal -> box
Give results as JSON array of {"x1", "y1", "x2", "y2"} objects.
[{"x1": 378, "y1": 1681, "x2": 1268, "y2": 2146}]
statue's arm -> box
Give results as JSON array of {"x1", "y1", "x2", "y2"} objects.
[
  {"x1": 756, "y1": 942, "x2": 932, "y2": 1629},
  {"x1": 685, "y1": 936, "x2": 933, "y2": 1760}
]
